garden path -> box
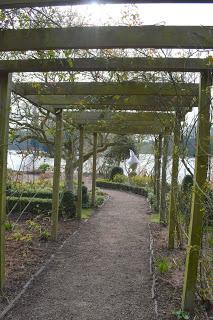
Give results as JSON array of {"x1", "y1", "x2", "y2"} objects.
[{"x1": 3, "y1": 190, "x2": 155, "y2": 320}]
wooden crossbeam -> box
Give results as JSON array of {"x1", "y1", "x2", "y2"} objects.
[
  {"x1": 0, "y1": 1, "x2": 211, "y2": 9},
  {"x1": 13, "y1": 82, "x2": 198, "y2": 96},
  {"x1": 1, "y1": 58, "x2": 213, "y2": 73},
  {"x1": 65, "y1": 110, "x2": 175, "y2": 122},
  {"x1": 46, "y1": 104, "x2": 191, "y2": 112},
  {"x1": 74, "y1": 119, "x2": 174, "y2": 126},
  {"x1": 84, "y1": 124, "x2": 172, "y2": 135},
  {"x1": 1, "y1": 26, "x2": 213, "y2": 51},
  {"x1": 23, "y1": 94, "x2": 195, "y2": 108}
]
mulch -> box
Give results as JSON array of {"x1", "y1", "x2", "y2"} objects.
[
  {"x1": 150, "y1": 222, "x2": 212, "y2": 320},
  {"x1": 1, "y1": 214, "x2": 80, "y2": 314}
]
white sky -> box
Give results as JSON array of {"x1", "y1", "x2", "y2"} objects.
[
  {"x1": 71, "y1": 3, "x2": 213, "y2": 26},
  {"x1": 12, "y1": 3, "x2": 212, "y2": 128},
  {"x1": 63, "y1": 3, "x2": 212, "y2": 124}
]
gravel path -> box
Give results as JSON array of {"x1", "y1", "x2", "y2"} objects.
[{"x1": 3, "y1": 190, "x2": 155, "y2": 320}]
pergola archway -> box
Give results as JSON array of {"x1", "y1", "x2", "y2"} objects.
[
  {"x1": 12, "y1": 80, "x2": 192, "y2": 243},
  {"x1": 0, "y1": 1, "x2": 212, "y2": 312}
]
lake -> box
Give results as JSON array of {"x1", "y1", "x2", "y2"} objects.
[{"x1": 7, "y1": 150, "x2": 198, "y2": 183}]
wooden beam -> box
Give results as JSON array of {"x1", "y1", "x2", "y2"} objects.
[
  {"x1": 23, "y1": 94, "x2": 195, "y2": 109},
  {"x1": 46, "y1": 104, "x2": 192, "y2": 112},
  {"x1": 1, "y1": 26, "x2": 213, "y2": 51},
  {"x1": 51, "y1": 109, "x2": 63, "y2": 241},
  {"x1": 0, "y1": 1, "x2": 211, "y2": 9},
  {"x1": 182, "y1": 72, "x2": 212, "y2": 312},
  {"x1": 66, "y1": 111, "x2": 176, "y2": 123},
  {"x1": 1, "y1": 57, "x2": 213, "y2": 73},
  {"x1": 168, "y1": 112, "x2": 181, "y2": 249},
  {"x1": 91, "y1": 132, "x2": 98, "y2": 207},
  {"x1": 84, "y1": 124, "x2": 172, "y2": 135},
  {"x1": 76, "y1": 120, "x2": 174, "y2": 127},
  {"x1": 160, "y1": 135, "x2": 169, "y2": 223},
  {"x1": 13, "y1": 82, "x2": 198, "y2": 96},
  {"x1": 76, "y1": 125, "x2": 84, "y2": 219},
  {"x1": 82, "y1": 119, "x2": 173, "y2": 130},
  {"x1": 73, "y1": 120, "x2": 174, "y2": 130},
  {"x1": 0, "y1": 73, "x2": 12, "y2": 289}
]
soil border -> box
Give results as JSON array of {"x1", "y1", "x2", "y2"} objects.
[
  {"x1": 0, "y1": 226, "x2": 80, "y2": 319},
  {"x1": 149, "y1": 223, "x2": 159, "y2": 320}
]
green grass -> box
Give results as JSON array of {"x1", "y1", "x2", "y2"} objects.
[
  {"x1": 155, "y1": 258, "x2": 170, "y2": 273},
  {"x1": 81, "y1": 208, "x2": 93, "y2": 220},
  {"x1": 151, "y1": 213, "x2": 160, "y2": 223}
]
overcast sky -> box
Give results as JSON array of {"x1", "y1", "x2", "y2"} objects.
[
  {"x1": 71, "y1": 3, "x2": 213, "y2": 26},
  {"x1": 64, "y1": 3, "x2": 212, "y2": 124}
]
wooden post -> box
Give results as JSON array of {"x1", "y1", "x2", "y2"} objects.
[
  {"x1": 51, "y1": 109, "x2": 63, "y2": 241},
  {"x1": 156, "y1": 134, "x2": 162, "y2": 212},
  {"x1": 168, "y1": 113, "x2": 181, "y2": 249},
  {"x1": 76, "y1": 125, "x2": 84, "y2": 219},
  {"x1": 160, "y1": 135, "x2": 169, "y2": 224},
  {"x1": 153, "y1": 137, "x2": 158, "y2": 197},
  {"x1": 0, "y1": 73, "x2": 11, "y2": 288},
  {"x1": 182, "y1": 72, "x2": 212, "y2": 312},
  {"x1": 91, "y1": 132, "x2": 97, "y2": 207}
]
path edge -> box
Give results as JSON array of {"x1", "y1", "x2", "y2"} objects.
[
  {"x1": 0, "y1": 196, "x2": 111, "y2": 320},
  {"x1": 148, "y1": 223, "x2": 159, "y2": 320}
]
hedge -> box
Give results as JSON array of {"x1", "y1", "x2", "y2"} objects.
[
  {"x1": 7, "y1": 189, "x2": 88, "y2": 205},
  {"x1": 60, "y1": 191, "x2": 76, "y2": 217},
  {"x1": 96, "y1": 180, "x2": 148, "y2": 197},
  {"x1": 7, "y1": 196, "x2": 53, "y2": 216},
  {"x1": 7, "y1": 191, "x2": 76, "y2": 217},
  {"x1": 7, "y1": 190, "x2": 53, "y2": 199}
]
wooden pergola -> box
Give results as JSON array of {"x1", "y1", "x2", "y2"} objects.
[
  {"x1": 0, "y1": 0, "x2": 212, "y2": 312},
  {"x1": 0, "y1": 57, "x2": 212, "y2": 73},
  {"x1": 13, "y1": 81, "x2": 196, "y2": 112},
  {"x1": 13, "y1": 83, "x2": 178, "y2": 219},
  {"x1": 76, "y1": 119, "x2": 174, "y2": 220},
  {"x1": 83, "y1": 119, "x2": 174, "y2": 211}
]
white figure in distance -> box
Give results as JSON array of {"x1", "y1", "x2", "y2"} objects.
[{"x1": 127, "y1": 150, "x2": 140, "y2": 176}]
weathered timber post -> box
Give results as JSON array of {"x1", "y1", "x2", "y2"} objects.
[
  {"x1": 91, "y1": 132, "x2": 98, "y2": 207},
  {"x1": 168, "y1": 112, "x2": 181, "y2": 249},
  {"x1": 51, "y1": 109, "x2": 63, "y2": 241},
  {"x1": 156, "y1": 134, "x2": 162, "y2": 212},
  {"x1": 153, "y1": 137, "x2": 158, "y2": 197},
  {"x1": 153, "y1": 137, "x2": 158, "y2": 196},
  {"x1": 182, "y1": 72, "x2": 212, "y2": 312},
  {"x1": 0, "y1": 73, "x2": 12, "y2": 288},
  {"x1": 160, "y1": 135, "x2": 169, "y2": 224},
  {"x1": 76, "y1": 125, "x2": 84, "y2": 219}
]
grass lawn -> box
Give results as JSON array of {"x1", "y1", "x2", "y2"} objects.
[
  {"x1": 81, "y1": 208, "x2": 93, "y2": 220},
  {"x1": 151, "y1": 213, "x2": 160, "y2": 223}
]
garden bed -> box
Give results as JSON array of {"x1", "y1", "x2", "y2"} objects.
[
  {"x1": 0, "y1": 185, "x2": 108, "y2": 314},
  {"x1": 150, "y1": 221, "x2": 212, "y2": 320},
  {"x1": 0, "y1": 214, "x2": 81, "y2": 314}
]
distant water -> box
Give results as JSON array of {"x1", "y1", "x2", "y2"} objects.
[
  {"x1": 83, "y1": 154, "x2": 197, "y2": 183},
  {"x1": 7, "y1": 150, "x2": 201, "y2": 183},
  {"x1": 7, "y1": 150, "x2": 66, "y2": 172}
]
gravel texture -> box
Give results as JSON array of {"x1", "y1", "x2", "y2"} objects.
[{"x1": 3, "y1": 190, "x2": 155, "y2": 320}]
